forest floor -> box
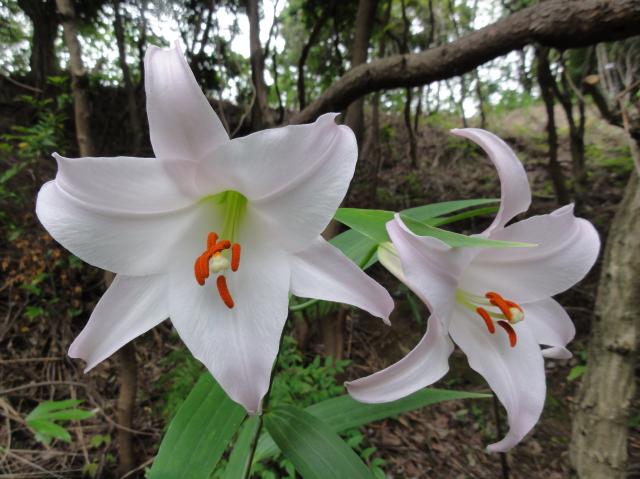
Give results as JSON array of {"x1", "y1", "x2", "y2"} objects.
[{"x1": 0, "y1": 97, "x2": 637, "y2": 478}]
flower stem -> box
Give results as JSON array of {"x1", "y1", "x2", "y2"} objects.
[{"x1": 242, "y1": 416, "x2": 263, "y2": 479}]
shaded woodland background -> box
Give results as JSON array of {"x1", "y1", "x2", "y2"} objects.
[{"x1": 1, "y1": 0, "x2": 640, "y2": 477}]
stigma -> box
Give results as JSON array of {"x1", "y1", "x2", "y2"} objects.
[
  {"x1": 457, "y1": 289, "x2": 524, "y2": 347},
  {"x1": 194, "y1": 231, "x2": 241, "y2": 309}
]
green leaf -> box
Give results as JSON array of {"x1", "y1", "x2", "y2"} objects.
[
  {"x1": 568, "y1": 365, "x2": 586, "y2": 382},
  {"x1": 223, "y1": 416, "x2": 261, "y2": 479},
  {"x1": 402, "y1": 199, "x2": 499, "y2": 222},
  {"x1": 28, "y1": 419, "x2": 71, "y2": 443},
  {"x1": 334, "y1": 199, "x2": 500, "y2": 244},
  {"x1": 26, "y1": 399, "x2": 94, "y2": 445},
  {"x1": 254, "y1": 388, "x2": 488, "y2": 463},
  {"x1": 149, "y1": 373, "x2": 246, "y2": 479},
  {"x1": 264, "y1": 406, "x2": 371, "y2": 479},
  {"x1": 427, "y1": 206, "x2": 499, "y2": 227},
  {"x1": 399, "y1": 216, "x2": 535, "y2": 249},
  {"x1": 333, "y1": 209, "x2": 393, "y2": 243},
  {"x1": 330, "y1": 229, "x2": 378, "y2": 270}
]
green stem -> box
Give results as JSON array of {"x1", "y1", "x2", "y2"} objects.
[{"x1": 242, "y1": 416, "x2": 263, "y2": 479}]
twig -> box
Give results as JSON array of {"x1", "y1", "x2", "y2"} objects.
[
  {"x1": 0, "y1": 357, "x2": 63, "y2": 364},
  {"x1": 0, "y1": 448, "x2": 65, "y2": 478},
  {"x1": 0, "y1": 72, "x2": 43, "y2": 93},
  {"x1": 120, "y1": 457, "x2": 153, "y2": 478},
  {"x1": 0, "y1": 381, "x2": 89, "y2": 396}
]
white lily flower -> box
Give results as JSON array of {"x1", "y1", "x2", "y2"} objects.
[
  {"x1": 36, "y1": 44, "x2": 393, "y2": 414},
  {"x1": 346, "y1": 129, "x2": 600, "y2": 451}
]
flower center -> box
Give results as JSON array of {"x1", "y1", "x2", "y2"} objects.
[
  {"x1": 194, "y1": 231, "x2": 241, "y2": 309},
  {"x1": 455, "y1": 289, "x2": 524, "y2": 347}
]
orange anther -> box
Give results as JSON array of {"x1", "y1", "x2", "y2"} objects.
[
  {"x1": 497, "y1": 321, "x2": 517, "y2": 347},
  {"x1": 218, "y1": 239, "x2": 231, "y2": 250},
  {"x1": 486, "y1": 292, "x2": 514, "y2": 321},
  {"x1": 231, "y1": 243, "x2": 241, "y2": 272},
  {"x1": 476, "y1": 307, "x2": 495, "y2": 334},
  {"x1": 216, "y1": 275, "x2": 234, "y2": 308},
  {"x1": 207, "y1": 232, "x2": 218, "y2": 249},
  {"x1": 194, "y1": 257, "x2": 205, "y2": 285}
]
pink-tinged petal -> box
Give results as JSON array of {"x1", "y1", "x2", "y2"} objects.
[
  {"x1": 522, "y1": 298, "x2": 575, "y2": 359},
  {"x1": 449, "y1": 307, "x2": 545, "y2": 452},
  {"x1": 145, "y1": 43, "x2": 228, "y2": 161},
  {"x1": 452, "y1": 129, "x2": 531, "y2": 234},
  {"x1": 69, "y1": 274, "x2": 168, "y2": 371},
  {"x1": 386, "y1": 215, "x2": 471, "y2": 325},
  {"x1": 53, "y1": 154, "x2": 201, "y2": 214},
  {"x1": 196, "y1": 113, "x2": 357, "y2": 251},
  {"x1": 460, "y1": 205, "x2": 600, "y2": 303},
  {"x1": 36, "y1": 181, "x2": 218, "y2": 276},
  {"x1": 289, "y1": 237, "x2": 393, "y2": 324},
  {"x1": 346, "y1": 316, "x2": 453, "y2": 402},
  {"x1": 168, "y1": 229, "x2": 290, "y2": 414}
]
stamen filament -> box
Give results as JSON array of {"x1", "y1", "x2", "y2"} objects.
[{"x1": 216, "y1": 275, "x2": 234, "y2": 309}]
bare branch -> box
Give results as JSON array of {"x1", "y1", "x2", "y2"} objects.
[{"x1": 292, "y1": 0, "x2": 640, "y2": 124}]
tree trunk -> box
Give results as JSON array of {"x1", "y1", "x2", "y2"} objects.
[
  {"x1": 404, "y1": 87, "x2": 418, "y2": 167},
  {"x1": 536, "y1": 47, "x2": 570, "y2": 205},
  {"x1": 58, "y1": 4, "x2": 138, "y2": 473},
  {"x1": 297, "y1": 5, "x2": 332, "y2": 110},
  {"x1": 56, "y1": 0, "x2": 95, "y2": 157},
  {"x1": 18, "y1": 0, "x2": 59, "y2": 91},
  {"x1": 113, "y1": 0, "x2": 143, "y2": 154},
  {"x1": 116, "y1": 342, "x2": 138, "y2": 477},
  {"x1": 344, "y1": 0, "x2": 378, "y2": 144},
  {"x1": 246, "y1": 0, "x2": 273, "y2": 130},
  {"x1": 570, "y1": 171, "x2": 640, "y2": 479}
]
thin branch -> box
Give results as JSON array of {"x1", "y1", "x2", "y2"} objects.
[{"x1": 292, "y1": 0, "x2": 640, "y2": 124}]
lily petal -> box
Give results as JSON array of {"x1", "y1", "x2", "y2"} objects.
[
  {"x1": 197, "y1": 113, "x2": 357, "y2": 251},
  {"x1": 36, "y1": 181, "x2": 218, "y2": 276},
  {"x1": 346, "y1": 316, "x2": 453, "y2": 402},
  {"x1": 168, "y1": 231, "x2": 290, "y2": 414},
  {"x1": 289, "y1": 237, "x2": 393, "y2": 324},
  {"x1": 452, "y1": 128, "x2": 531, "y2": 234},
  {"x1": 386, "y1": 214, "x2": 470, "y2": 325},
  {"x1": 460, "y1": 205, "x2": 600, "y2": 303},
  {"x1": 449, "y1": 307, "x2": 545, "y2": 452},
  {"x1": 69, "y1": 274, "x2": 168, "y2": 371},
  {"x1": 522, "y1": 298, "x2": 575, "y2": 359},
  {"x1": 145, "y1": 43, "x2": 229, "y2": 161},
  {"x1": 52, "y1": 154, "x2": 200, "y2": 214}
]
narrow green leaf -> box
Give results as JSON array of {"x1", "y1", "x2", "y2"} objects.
[
  {"x1": 26, "y1": 399, "x2": 83, "y2": 419},
  {"x1": 264, "y1": 406, "x2": 371, "y2": 479},
  {"x1": 27, "y1": 420, "x2": 71, "y2": 443},
  {"x1": 150, "y1": 373, "x2": 246, "y2": 479},
  {"x1": 330, "y1": 229, "x2": 378, "y2": 270},
  {"x1": 421, "y1": 206, "x2": 499, "y2": 227},
  {"x1": 223, "y1": 416, "x2": 261, "y2": 479},
  {"x1": 402, "y1": 198, "x2": 499, "y2": 221},
  {"x1": 254, "y1": 388, "x2": 488, "y2": 463},
  {"x1": 400, "y1": 216, "x2": 535, "y2": 248},
  {"x1": 334, "y1": 200, "x2": 500, "y2": 245},
  {"x1": 34, "y1": 409, "x2": 94, "y2": 421},
  {"x1": 333, "y1": 209, "x2": 393, "y2": 243}
]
